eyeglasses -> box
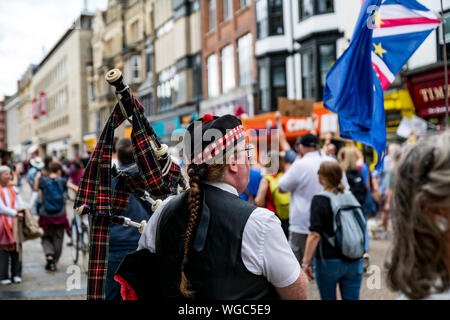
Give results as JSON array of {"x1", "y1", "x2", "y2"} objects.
[{"x1": 237, "y1": 145, "x2": 254, "y2": 160}]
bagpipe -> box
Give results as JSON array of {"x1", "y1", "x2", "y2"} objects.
[{"x1": 73, "y1": 69, "x2": 187, "y2": 300}]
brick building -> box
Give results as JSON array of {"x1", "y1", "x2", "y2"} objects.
[{"x1": 200, "y1": 0, "x2": 257, "y2": 117}]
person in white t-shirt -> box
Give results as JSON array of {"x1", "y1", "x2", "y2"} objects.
[
  {"x1": 278, "y1": 134, "x2": 348, "y2": 266},
  {"x1": 138, "y1": 114, "x2": 308, "y2": 300}
]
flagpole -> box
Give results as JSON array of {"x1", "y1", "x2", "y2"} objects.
[{"x1": 441, "y1": 0, "x2": 449, "y2": 129}]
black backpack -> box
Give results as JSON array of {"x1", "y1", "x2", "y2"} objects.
[{"x1": 346, "y1": 169, "x2": 367, "y2": 206}]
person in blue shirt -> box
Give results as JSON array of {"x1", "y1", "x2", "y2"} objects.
[
  {"x1": 105, "y1": 138, "x2": 152, "y2": 300},
  {"x1": 239, "y1": 167, "x2": 263, "y2": 204}
]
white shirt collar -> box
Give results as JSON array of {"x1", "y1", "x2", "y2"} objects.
[{"x1": 204, "y1": 181, "x2": 239, "y2": 196}]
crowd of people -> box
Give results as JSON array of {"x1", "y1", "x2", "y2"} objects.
[
  {"x1": 0, "y1": 113, "x2": 449, "y2": 301},
  {"x1": 0, "y1": 154, "x2": 86, "y2": 284}
]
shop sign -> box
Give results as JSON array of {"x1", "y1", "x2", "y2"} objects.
[
  {"x1": 242, "y1": 102, "x2": 337, "y2": 140},
  {"x1": 407, "y1": 68, "x2": 450, "y2": 118},
  {"x1": 153, "y1": 117, "x2": 180, "y2": 137}
]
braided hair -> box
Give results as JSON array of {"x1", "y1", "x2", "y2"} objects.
[{"x1": 179, "y1": 163, "x2": 227, "y2": 298}]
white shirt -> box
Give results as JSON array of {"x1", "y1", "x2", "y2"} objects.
[
  {"x1": 138, "y1": 181, "x2": 301, "y2": 288},
  {"x1": 0, "y1": 186, "x2": 24, "y2": 226},
  {"x1": 278, "y1": 151, "x2": 348, "y2": 235}
]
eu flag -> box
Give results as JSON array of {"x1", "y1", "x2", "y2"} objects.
[
  {"x1": 323, "y1": 0, "x2": 439, "y2": 169},
  {"x1": 324, "y1": 0, "x2": 385, "y2": 169}
]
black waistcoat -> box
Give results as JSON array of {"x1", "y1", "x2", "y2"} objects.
[{"x1": 156, "y1": 184, "x2": 277, "y2": 300}]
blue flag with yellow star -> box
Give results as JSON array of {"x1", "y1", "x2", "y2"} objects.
[{"x1": 323, "y1": 0, "x2": 439, "y2": 170}]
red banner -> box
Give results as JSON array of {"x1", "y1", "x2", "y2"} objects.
[
  {"x1": 39, "y1": 92, "x2": 47, "y2": 115},
  {"x1": 32, "y1": 98, "x2": 39, "y2": 120}
]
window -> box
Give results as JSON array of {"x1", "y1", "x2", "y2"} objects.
[
  {"x1": 223, "y1": 0, "x2": 232, "y2": 21},
  {"x1": 437, "y1": 11, "x2": 450, "y2": 61},
  {"x1": 221, "y1": 44, "x2": 235, "y2": 93},
  {"x1": 130, "y1": 20, "x2": 139, "y2": 43},
  {"x1": 140, "y1": 93, "x2": 154, "y2": 117},
  {"x1": 299, "y1": 0, "x2": 333, "y2": 21},
  {"x1": 258, "y1": 58, "x2": 271, "y2": 112},
  {"x1": 319, "y1": 43, "x2": 335, "y2": 95},
  {"x1": 240, "y1": 0, "x2": 250, "y2": 9},
  {"x1": 256, "y1": 0, "x2": 284, "y2": 39},
  {"x1": 156, "y1": 19, "x2": 174, "y2": 38},
  {"x1": 192, "y1": 54, "x2": 202, "y2": 101},
  {"x1": 301, "y1": 49, "x2": 315, "y2": 99},
  {"x1": 258, "y1": 55, "x2": 286, "y2": 112},
  {"x1": 209, "y1": 0, "x2": 216, "y2": 31},
  {"x1": 207, "y1": 54, "x2": 219, "y2": 97},
  {"x1": 125, "y1": 55, "x2": 141, "y2": 83},
  {"x1": 238, "y1": 33, "x2": 253, "y2": 87},
  {"x1": 157, "y1": 66, "x2": 176, "y2": 113},
  {"x1": 89, "y1": 82, "x2": 95, "y2": 101},
  {"x1": 146, "y1": 52, "x2": 154, "y2": 74},
  {"x1": 300, "y1": 39, "x2": 336, "y2": 101}
]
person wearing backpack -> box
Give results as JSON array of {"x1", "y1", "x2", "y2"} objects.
[
  {"x1": 302, "y1": 161, "x2": 366, "y2": 300},
  {"x1": 38, "y1": 161, "x2": 78, "y2": 271}
]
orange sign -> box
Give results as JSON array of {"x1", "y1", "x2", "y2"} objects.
[{"x1": 242, "y1": 102, "x2": 337, "y2": 140}]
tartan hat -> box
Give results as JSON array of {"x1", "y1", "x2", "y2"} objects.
[{"x1": 184, "y1": 114, "x2": 245, "y2": 166}]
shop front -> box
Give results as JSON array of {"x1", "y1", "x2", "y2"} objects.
[
  {"x1": 124, "y1": 106, "x2": 198, "y2": 145},
  {"x1": 383, "y1": 89, "x2": 416, "y2": 142},
  {"x1": 406, "y1": 64, "x2": 450, "y2": 130}
]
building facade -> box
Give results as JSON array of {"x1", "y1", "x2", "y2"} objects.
[
  {"x1": 0, "y1": 98, "x2": 6, "y2": 150},
  {"x1": 200, "y1": 0, "x2": 257, "y2": 117},
  {"x1": 17, "y1": 65, "x2": 38, "y2": 159},
  {"x1": 4, "y1": 93, "x2": 21, "y2": 159},
  {"x1": 31, "y1": 14, "x2": 94, "y2": 159},
  {"x1": 151, "y1": 0, "x2": 202, "y2": 144}
]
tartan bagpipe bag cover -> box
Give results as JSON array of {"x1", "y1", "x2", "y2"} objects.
[{"x1": 74, "y1": 96, "x2": 183, "y2": 299}]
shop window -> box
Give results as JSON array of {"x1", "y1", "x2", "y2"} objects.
[
  {"x1": 256, "y1": 0, "x2": 284, "y2": 39},
  {"x1": 299, "y1": 0, "x2": 334, "y2": 21},
  {"x1": 221, "y1": 44, "x2": 235, "y2": 93}
]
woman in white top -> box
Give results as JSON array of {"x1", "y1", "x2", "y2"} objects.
[
  {"x1": 0, "y1": 166, "x2": 25, "y2": 285},
  {"x1": 387, "y1": 131, "x2": 450, "y2": 300}
]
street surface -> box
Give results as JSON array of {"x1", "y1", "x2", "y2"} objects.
[{"x1": 0, "y1": 183, "x2": 399, "y2": 300}]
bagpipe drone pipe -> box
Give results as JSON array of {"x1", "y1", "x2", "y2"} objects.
[{"x1": 73, "y1": 69, "x2": 187, "y2": 300}]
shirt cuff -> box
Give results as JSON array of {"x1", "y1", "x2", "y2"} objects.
[{"x1": 272, "y1": 264, "x2": 301, "y2": 288}]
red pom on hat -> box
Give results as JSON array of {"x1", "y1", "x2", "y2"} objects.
[{"x1": 202, "y1": 114, "x2": 214, "y2": 123}]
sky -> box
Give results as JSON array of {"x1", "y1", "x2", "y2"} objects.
[{"x1": 0, "y1": 0, "x2": 108, "y2": 98}]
